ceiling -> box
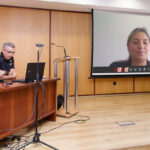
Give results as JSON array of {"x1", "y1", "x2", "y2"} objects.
[{"x1": 0, "y1": 0, "x2": 150, "y2": 13}]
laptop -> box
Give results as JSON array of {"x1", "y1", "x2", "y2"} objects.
[{"x1": 14, "y1": 62, "x2": 45, "y2": 83}]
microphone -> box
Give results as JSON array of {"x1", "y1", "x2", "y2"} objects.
[
  {"x1": 36, "y1": 43, "x2": 44, "y2": 47},
  {"x1": 51, "y1": 42, "x2": 68, "y2": 58}
]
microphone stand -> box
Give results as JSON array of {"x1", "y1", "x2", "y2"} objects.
[
  {"x1": 16, "y1": 47, "x2": 58, "y2": 150},
  {"x1": 51, "y1": 42, "x2": 70, "y2": 58}
]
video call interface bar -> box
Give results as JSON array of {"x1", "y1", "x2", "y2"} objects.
[
  {"x1": 114, "y1": 66, "x2": 150, "y2": 73},
  {"x1": 92, "y1": 66, "x2": 150, "y2": 74}
]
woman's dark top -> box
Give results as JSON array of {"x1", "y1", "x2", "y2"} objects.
[{"x1": 109, "y1": 59, "x2": 150, "y2": 67}]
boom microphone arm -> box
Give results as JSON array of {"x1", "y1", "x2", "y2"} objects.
[{"x1": 51, "y1": 43, "x2": 69, "y2": 58}]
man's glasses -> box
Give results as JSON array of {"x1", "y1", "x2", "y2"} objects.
[{"x1": 5, "y1": 50, "x2": 15, "y2": 55}]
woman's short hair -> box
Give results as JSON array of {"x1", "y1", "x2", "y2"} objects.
[{"x1": 127, "y1": 27, "x2": 150, "y2": 46}]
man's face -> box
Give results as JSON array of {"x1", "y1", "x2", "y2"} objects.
[{"x1": 2, "y1": 46, "x2": 15, "y2": 60}]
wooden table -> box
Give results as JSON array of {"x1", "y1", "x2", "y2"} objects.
[{"x1": 0, "y1": 78, "x2": 58, "y2": 140}]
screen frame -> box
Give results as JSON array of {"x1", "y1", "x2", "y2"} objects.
[{"x1": 91, "y1": 9, "x2": 150, "y2": 78}]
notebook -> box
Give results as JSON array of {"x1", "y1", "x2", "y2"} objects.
[{"x1": 14, "y1": 62, "x2": 45, "y2": 83}]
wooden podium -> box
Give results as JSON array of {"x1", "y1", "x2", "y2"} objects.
[{"x1": 54, "y1": 57, "x2": 79, "y2": 118}]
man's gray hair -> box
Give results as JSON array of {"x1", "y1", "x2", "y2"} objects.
[{"x1": 3, "y1": 42, "x2": 15, "y2": 50}]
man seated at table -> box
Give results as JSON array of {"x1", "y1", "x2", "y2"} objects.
[{"x1": 0, "y1": 42, "x2": 16, "y2": 80}]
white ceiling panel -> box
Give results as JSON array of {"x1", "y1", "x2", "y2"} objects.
[{"x1": 0, "y1": 0, "x2": 150, "y2": 13}]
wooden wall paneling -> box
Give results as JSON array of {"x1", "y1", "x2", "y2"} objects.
[
  {"x1": 95, "y1": 78, "x2": 133, "y2": 94},
  {"x1": 51, "y1": 11, "x2": 94, "y2": 95},
  {"x1": 0, "y1": 7, "x2": 50, "y2": 78},
  {"x1": 134, "y1": 77, "x2": 150, "y2": 92}
]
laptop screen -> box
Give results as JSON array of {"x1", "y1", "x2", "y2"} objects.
[{"x1": 25, "y1": 62, "x2": 45, "y2": 82}]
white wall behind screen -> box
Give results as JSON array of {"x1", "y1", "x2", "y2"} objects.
[{"x1": 93, "y1": 10, "x2": 150, "y2": 67}]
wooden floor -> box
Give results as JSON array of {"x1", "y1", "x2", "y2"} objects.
[{"x1": 2, "y1": 93, "x2": 150, "y2": 150}]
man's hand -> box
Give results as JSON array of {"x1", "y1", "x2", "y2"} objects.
[
  {"x1": 0, "y1": 70, "x2": 7, "y2": 77},
  {"x1": 0, "y1": 69, "x2": 16, "y2": 80}
]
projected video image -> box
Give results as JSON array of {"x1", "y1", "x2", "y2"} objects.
[{"x1": 92, "y1": 10, "x2": 150, "y2": 77}]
